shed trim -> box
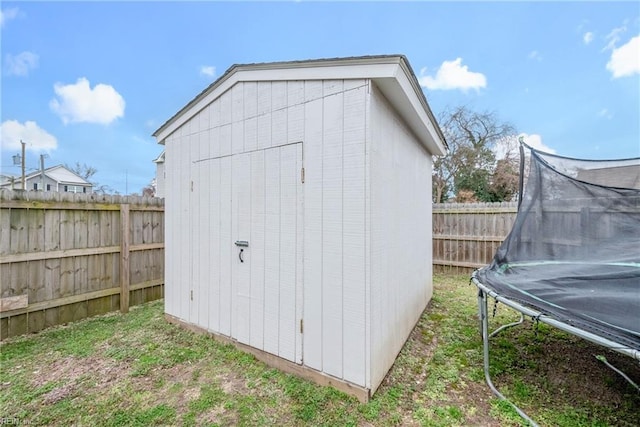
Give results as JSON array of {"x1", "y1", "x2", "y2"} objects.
[
  {"x1": 153, "y1": 55, "x2": 447, "y2": 156},
  {"x1": 165, "y1": 313, "x2": 370, "y2": 403}
]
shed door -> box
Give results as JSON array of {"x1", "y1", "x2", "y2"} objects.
[{"x1": 231, "y1": 142, "x2": 303, "y2": 364}]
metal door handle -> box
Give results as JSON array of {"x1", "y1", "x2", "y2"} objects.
[{"x1": 239, "y1": 249, "x2": 244, "y2": 263}]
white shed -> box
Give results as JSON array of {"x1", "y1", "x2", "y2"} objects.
[{"x1": 153, "y1": 55, "x2": 447, "y2": 401}]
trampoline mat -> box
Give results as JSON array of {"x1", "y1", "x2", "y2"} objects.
[{"x1": 475, "y1": 262, "x2": 640, "y2": 351}]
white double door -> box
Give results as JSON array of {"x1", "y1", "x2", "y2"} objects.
[{"x1": 191, "y1": 142, "x2": 303, "y2": 364}]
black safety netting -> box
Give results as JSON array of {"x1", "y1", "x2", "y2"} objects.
[{"x1": 474, "y1": 144, "x2": 640, "y2": 351}]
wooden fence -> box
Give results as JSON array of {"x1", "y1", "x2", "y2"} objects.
[
  {"x1": 0, "y1": 189, "x2": 164, "y2": 340},
  {"x1": 1, "y1": 194, "x2": 516, "y2": 339},
  {"x1": 433, "y1": 202, "x2": 518, "y2": 273}
]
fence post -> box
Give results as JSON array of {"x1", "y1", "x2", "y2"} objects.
[{"x1": 120, "y1": 204, "x2": 130, "y2": 313}]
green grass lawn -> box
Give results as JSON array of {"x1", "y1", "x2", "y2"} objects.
[{"x1": 1, "y1": 273, "x2": 638, "y2": 426}]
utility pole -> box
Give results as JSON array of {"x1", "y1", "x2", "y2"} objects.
[
  {"x1": 40, "y1": 154, "x2": 46, "y2": 191},
  {"x1": 20, "y1": 140, "x2": 26, "y2": 191}
]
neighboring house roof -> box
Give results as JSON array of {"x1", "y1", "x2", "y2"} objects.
[
  {"x1": 0, "y1": 174, "x2": 18, "y2": 186},
  {"x1": 20, "y1": 165, "x2": 91, "y2": 186},
  {"x1": 577, "y1": 164, "x2": 640, "y2": 190},
  {"x1": 153, "y1": 55, "x2": 448, "y2": 156},
  {"x1": 153, "y1": 150, "x2": 165, "y2": 164}
]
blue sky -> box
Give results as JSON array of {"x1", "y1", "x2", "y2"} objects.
[{"x1": 1, "y1": 1, "x2": 639, "y2": 195}]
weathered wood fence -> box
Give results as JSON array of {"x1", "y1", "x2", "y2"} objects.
[
  {"x1": 433, "y1": 202, "x2": 518, "y2": 273},
  {"x1": 1, "y1": 195, "x2": 516, "y2": 339},
  {"x1": 0, "y1": 190, "x2": 164, "y2": 339}
]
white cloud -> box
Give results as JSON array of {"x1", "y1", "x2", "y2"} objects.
[
  {"x1": 602, "y1": 24, "x2": 627, "y2": 52},
  {"x1": 200, "y1": 65, "x2": 216, "y2": 77},
  {"x1": 5, "y1": 51, "x2": 39, "y2": 76},
  {"x1": 583, "y1": 32, "x2": 594, "y2": 45},
  {"x1": 0, "y1": 7, "x2": 19, "y2": 28},
  {"x1": 0, "y1": 120, "x2": 58, "y2": 152},
  {"x1": 49, "y1": 77, "x2": 125, "y2": 125},
  {"x1": 493, "y1": 136, "x2": 519, "y2": 160},
  {"x1": 418, "y1": 58, "x2": 487, "y2": 91},
  {"x1": 606, "y1": 35, "x2": 640, "y2": 78},
  {"x1": 528, "y1": 50, "x2": 542, "y2": 61},
  {"x1": 597, "y1": 108, "x2": 613, "y2": 119},
  {"x1": 518, "y1": 133, "x2": 556, "y2": 154}
]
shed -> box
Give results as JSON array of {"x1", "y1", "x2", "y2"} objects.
[{"x1": 153, "y1": 55, "x2": 447, "y2": 401}]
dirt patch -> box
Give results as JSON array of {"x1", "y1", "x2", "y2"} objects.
[
  {"x1": 31, "y1": 354, "x2": 127, "y2": 390},
  {"x1": 500, "y1": 332, "x2": 640, "y2": 407},
  {"x1": 42, "y1": 384, "x2": 75, "y2": 405},
  {"x1": 217, "y1": 371, "x2": 248, "y2": 395}
]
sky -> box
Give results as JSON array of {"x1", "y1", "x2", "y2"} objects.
[{"x1": 1, "y1": 1, "x2": 639, "y2": 195}]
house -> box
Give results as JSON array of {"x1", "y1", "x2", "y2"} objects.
[
  {"x1": 153, "y1": 55, "x2": 447, "y2": 401},
  {"x1": 153, "y1": 150, "x2": 165, "y2": 198},
  {"x1": 0, "y1": 164, "x2": 92, "y2": 193},
  {"x1": 576, "y1": 164, "x2": 640, "y2": 190}
]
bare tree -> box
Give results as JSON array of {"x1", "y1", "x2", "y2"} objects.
[
  {"x1": 433, "y1": 106, "x2": 518, "y2": 202},
  {"x1": 65, "y1": 162, "x2": 98, "y2": 181},
  {"x1": 65, "y1": 162, "x2": 116, "y2": 194},
  {"x1": 141, "y1": 178, "x2": 156, "y2": 197}
]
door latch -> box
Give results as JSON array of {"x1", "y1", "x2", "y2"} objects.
[{"x1": 235, "y1": 241, "x2": 249, "y2": 263}]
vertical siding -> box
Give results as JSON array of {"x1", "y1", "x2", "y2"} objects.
[
  {"x1": 321, "y1": 80, "x2": 344, "y2": 379},
  {"x1": 231, "y1": 84, "x2": 245, "y2": 154},
  {"x1": 257, "y1": 83, "x2": 272, "y2": 150},
  {"x1": 208, "y1": 159, "x2": 221, "y2": 332},
  {"x1": 219, "y1": 156, "x2": 232, "y2": 336},
  {"x1": 181, "y1": 125, "x2": 193, "y2": 323},
  {"x1": 250, "y1": 151, "x2": 266, "y2": 350},
  {"x1": 232, "y1": 152, "x2": 251, "y2": 344},
  {"x1": 289, "y1": 81, "x2": 306, "y2": 365},
  {"x1": 164, "y1": 77, "x2": 371, "y2": 388},
  {"x1": 341, "y1": 80, "x2": 367, "y2": 386},
  {"x1": 369, "y1": 84, "x2": 433, "y2": 392},
  {"x1": 294, "y1": 142, "x2": 304, "y2": 364},
  {"x1": 244, "y1": 82, "x2": 258, "y2": 152},
  {"x1": 302, "y1": 79, "x2": 369, "y2": 386},
  {"x1": 263, "y1": 148, "x2": 281, "y2": 356},
  {"x1": 278, "y1": 144, "x2": 298, "y2": 362},
  {"x1": 302, "y1": 80, "x2": 325, "y2": 371},
  {"x1": 163, "y1": 133, "x2": 177, "y2": 319}
]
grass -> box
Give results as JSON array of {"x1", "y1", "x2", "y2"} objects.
[{"x1": 1, "y1": 273, "x2": 638, "y2": 426}]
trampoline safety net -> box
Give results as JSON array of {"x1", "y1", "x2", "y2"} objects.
[{"x1": 474, "y1": 143, "x2": 640, "y2": 351}]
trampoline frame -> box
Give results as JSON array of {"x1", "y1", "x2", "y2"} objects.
[{"x1": 472, "y1": 271, "x2": 640, "y2": 426}]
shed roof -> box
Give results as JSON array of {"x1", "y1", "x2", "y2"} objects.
[{"x1": 153, "y1": 55, "x2": 448, "y2": 156}]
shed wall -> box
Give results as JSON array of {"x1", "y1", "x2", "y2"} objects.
[
  {"x1": 164, "y1": 77, "x2": 438, "y2": 393},
  {"x1": 164, "y1": 79, "x2": 371, "y2": 387},
  {"x1": 369, "y1": 84, "x2": 434, "y2": 391},
  {"x1": 302, "y1": 79, "x2": 369, "y2": 387},
  {"x1": 164, "y1": 124, "x2": 192, "y2": 322},
  {"x1": 165, "y1": 80, "x2": 307, "y2": 361}
]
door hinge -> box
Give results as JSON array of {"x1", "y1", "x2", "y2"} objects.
[
  {"x1": 190, "y1": 290, "x2": 193, "y2": 301},
  {"x1": 301, "y1": 167, "x2": 305, "y2": 183},
  {"x1": 300, "y1": 319, "x2": 304, "y2": 334},
  {"x1": 191, "y1": 181, "x2": 194, "y2": 192}
]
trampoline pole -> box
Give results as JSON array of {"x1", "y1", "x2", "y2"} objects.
[{"x1": 479, "y1": 289, "x2": 539, "y2": 427}]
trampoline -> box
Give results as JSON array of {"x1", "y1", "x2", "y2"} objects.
[{"x1": 471, "y1": 142, "x2": 640, "y2": 425}]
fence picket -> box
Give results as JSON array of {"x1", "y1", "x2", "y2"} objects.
[
  {"x1": 432, "y1": 202, "x2": 518, "y2": 274},
  {"x1": 0, "y1": 190, "x2": 164, "y2": 339}
]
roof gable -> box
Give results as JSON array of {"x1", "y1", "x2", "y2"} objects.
[
  {"x1": 153, "y1": 55, "x2": 447, "y2": 156},
  {"x1": 23, "y1": 165, "x2": 92, "y2": 185}
]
